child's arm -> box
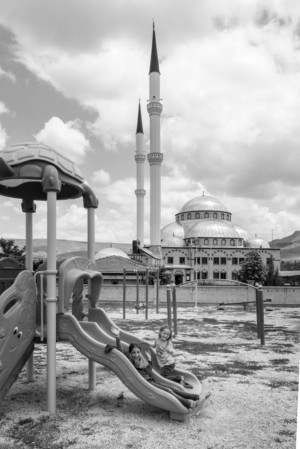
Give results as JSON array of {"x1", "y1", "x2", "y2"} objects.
[
  {"x1": 105, "y1": 326, "x2": 122, "y2": 354},
  {"x1": 141, "y1": 337, "x2": 156, "y2": 348}
]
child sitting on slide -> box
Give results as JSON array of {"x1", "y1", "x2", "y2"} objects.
[
  {"x1": 142, "y1": 325, "x2": 193, "y2": 388},
  {"x1": 105, "y1": 326, "x2": 207, "y2": 412}
]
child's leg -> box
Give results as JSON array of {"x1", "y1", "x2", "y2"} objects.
[
  {"x1": 160, "y1": 363, "x2": 182, "y2": 383},
  {"x1": 152, "y1": 383, "x2": 195, "y2": 409}
]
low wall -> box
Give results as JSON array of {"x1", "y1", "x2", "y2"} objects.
[{"x1": 95, "y1": 285, "x2": 300, "y2": 307}]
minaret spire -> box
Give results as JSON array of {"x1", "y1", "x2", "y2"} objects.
[
  {"x1": 149, "y1": 21, "x2": 160, "y2": 74},
  {"x1": 147, "y1": 23, "x2": 163, "y2": 259},
  {"x1": 135, "y1": 99, "x2": 146, "y2": 247}
]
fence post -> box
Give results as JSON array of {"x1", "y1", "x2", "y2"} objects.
[
  {"x1": 166, "y1": 284, "x2": 172, "y2": 331},
  {"x1": 156, "y1": 268, "x2": 160, "y2": 314},
  {"x1": 145, "y1": 267, "x2": 149, "y2": 320},
  {"x1": 258, "y1": 287, "x2": 265, "y2": 345},
  {"x1": 171, "y1": 283, "x2": 178, "y2": 336},
  {"x1": 123, "y1": 268, "x2": 126, "y2": 319},
  {"x1": 136, "y1": 270, "x2": 139, "y2": 314},
  {"x1": 256, "y1": 287, "x2": 261, "y2": 338}
]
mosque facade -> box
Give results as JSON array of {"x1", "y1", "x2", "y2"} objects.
[{"x1": 132, "y1": 24, "x2": 281, "y2": 284}]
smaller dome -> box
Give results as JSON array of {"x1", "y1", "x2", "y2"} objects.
[
  {"x1": 95, "y1": 247, "x2": 130, "y2": 259},
  {"x1": 180, "y1": 195, "x2": 228, "y2": 213},
  {"x1": 161, "y1": 222, "x2": 184, "y2": 240},
  {"x1": 161, "y1": 235, "x2": 185, "y2": 247},
  {"x1": 231, "y1": 224, "x2": 251, "y2": 240},
  {"x1": 244, "y1": 236, "x2": 270, "y2": 249}
]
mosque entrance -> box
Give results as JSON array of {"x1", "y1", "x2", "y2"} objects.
[{"x1": 175, "y1": 273, "x2": 183, "y2": 285}]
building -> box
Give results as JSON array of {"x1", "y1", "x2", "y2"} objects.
[{"x1": 134, "y1": 25, "x2": 280, "y2": 283}]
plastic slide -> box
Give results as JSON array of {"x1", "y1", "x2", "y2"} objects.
[
  {"x1": 88, "y1": 307, "x2": 202, "y2": 392},
  {"x1": 57, "y1": 313, "x2": 201, "y2": 420},
  {"x1": 0, "y1": 271, "x2": 37, "y2": 402}
]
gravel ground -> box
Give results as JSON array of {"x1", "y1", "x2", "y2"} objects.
[{"x1": 0, "y1": 304, "x2": 299, "y2": 449}]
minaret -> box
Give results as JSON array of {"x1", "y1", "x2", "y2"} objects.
[
  {"x1": 147, "y1": 22, "x2": 163, "y2": 258},
  {"x1": 135, "y1": 100, "x2": 146, "y2": 247}
]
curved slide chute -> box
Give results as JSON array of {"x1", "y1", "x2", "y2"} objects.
[
  {"x1": 0, "y1": 271, "x2": 37, "y2": 402},
  {"x1": 57, "y1": 313, "x2": 199, "y2": 421},
  {"x1": 88, "y1": 307, "x2": 202, "y2": 392}
]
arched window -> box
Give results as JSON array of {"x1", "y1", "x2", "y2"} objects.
[
  {"x1": 204, "y1": 238, "x2": 209, "y2": 245},
  {"x1": 187, "y1": 213, "x2": 191, "y2": 220},
  {"x1": 221, "y1": 239, "x2": 226, "y2": 245},
  {"x1": 181, "y1": 214, "x2": 184, "y2": 220},
  {"x1": 213, "y1": 212, "x2": 217, "y2": 219},
  {"x1": 226, "y1": 214, "x2": 229, "y2": 220},
  {"x1": 230, "y1": 239, "x2": 235, "y2": 246},
  {"x1": 195, "y1": 212, "x2": 200, "y2": 219},
  {"x1": 221, "y1": 213, "x2": 224, "y2": 219},
  {"x1": 204, "y1": 212, "x2": 209, "y2": 218},
  {"x1": 213, "y1": 238, "x2": 218, "y2": 245}
]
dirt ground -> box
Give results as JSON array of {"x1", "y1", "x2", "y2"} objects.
[{"x1": 0, "y1": 304, "x2": 299, "y2": 449}]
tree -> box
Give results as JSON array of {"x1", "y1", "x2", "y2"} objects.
[
  {"x1": 233, "y1": 250, "x2": 267, "y2": 285},
  {"x1": 265, "y1": 255, "x2": 280, "y2": 286},
  {"x1": 148, "y1": 268, "x2": 172, "y2": 285},
  {"x1": 0, "y1": 238, "x2": 26, "y2": 265}
]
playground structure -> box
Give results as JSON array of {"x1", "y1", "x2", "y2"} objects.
[{"x1": 0, "y1": 142, "x2": 201, "y2": 421}]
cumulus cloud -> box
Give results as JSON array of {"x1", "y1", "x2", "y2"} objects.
[
  {"x1": 34, "y1": 117, "x2": 91, "y2": 165},
  {"x1": 92, "y1": 169, "x2": 110, "y2": 186}
]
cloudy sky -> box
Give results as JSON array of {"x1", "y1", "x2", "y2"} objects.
[{"x1": 0, "y1": 0, "x2": 299, "y2": 245}]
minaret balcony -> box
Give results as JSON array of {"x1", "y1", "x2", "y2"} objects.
[
  {"x1": 135, "y1": 189, "x2": 146, "y2": 197},
  {"x1": 135, "y1": 154, "x2": 146, "y2": 162},
  {"x1": 147, "y1": 101, "x2": 163, "y2": 115},
  {"x1": 147, "y1": 152, "x2": 164, "y2": 165}
]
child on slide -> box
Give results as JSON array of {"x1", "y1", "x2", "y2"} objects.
[
  {"x1": 105, "y1": 326, "x2": 207, "y2": 413},
  {"x1": 143, "y1": 325, "x2": 193, "y2": 389}
]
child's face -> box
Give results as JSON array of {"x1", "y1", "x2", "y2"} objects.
[
  {"x1": 130, "y1": 347, "x2": 141, "y2": 360},
  {"x1": 160, "y1": 328, "x2": 171, "y2": 341}
]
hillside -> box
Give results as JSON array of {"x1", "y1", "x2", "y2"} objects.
[
  {"x1": 270, "y1": 231, "x2": 300, "y2": 261},
  {"x1": 14, "y1": 239, "x2": 132, "y2": 257}
]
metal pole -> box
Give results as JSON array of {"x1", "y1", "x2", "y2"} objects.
[
  {"x1": 87, "y1": 207, "x2": 97, "y2": 390},
  {"x1": 166, "y1": 284, "x2": 172, "y2": 331},
  {"x1": 123, "y1": 268, "x2": 126, "y2": 319},
  {"x1": 256, "y1": 288, "x2": 261, "y2": 338},
  {"x1": 195, "y1": 246, "x2": 198, "y2": 308},
  {"x1": 136, "y1": 270, "x2": 139, "y2": 314},
  {"x1": 156, "y1": 268, "x2": 160, "y2": 313},
  {"x1": 25, "y1": 206, "x2": 34, "y2": 381},
  {"x1": 258, "y1": 288, "x2": 265, "y2": 345},
  {"x1": 145, "y1": 267, "x2": 149, "y2": 320},
  {"x1": 172, "y1": 284, "x2": 178, "y2": 336}
]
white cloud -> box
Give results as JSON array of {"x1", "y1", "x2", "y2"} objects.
[
  {"x1": 34, "y1": 117, "x2": 91, "y2": 165},
  {"x1": 92, "y1": 169, "x2": 110, "y2": 186}
]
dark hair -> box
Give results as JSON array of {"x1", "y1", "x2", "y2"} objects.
[
  {"x1": 158, "y1": 325, "x2": 172, "y2": 341},
  {"x1": 128, "y1": 342, "x2": 142, "y2": 354}
]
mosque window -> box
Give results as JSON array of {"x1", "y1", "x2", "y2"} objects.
[
  {"x1": 213, "y1": 239, "x2": 218, "y2": 245},
  {"x1": 202, "y1": 257, "x2": 208, "y2": 264},
  {"x1": 239, "y1": 258, "x2": 244, "y2": 264},
  {"x1": 167, "y1": 257, "x2": 174, "y2": 264},
  {"x1": 195, "y1": 257, "x2": 200, "y2": 264},
  {"x1": 179, "y1": 257, "x2": 185, "y2": 264},
  {"x1": 238, "y1": 239, "x2": 242, "y2": 245},
  {"x1": 213, "y1": 257, "x2": 219, "y2": 265},
  {"x1": 221, "y1": 257, "x2": 226, "y2": 265},
  {"x1": 202, "y1": 271, "x2": 208, "y2": 279},
  {"x1": 221, "y1": 213, "x2": 224, "y2": 219},
  {"x1": 195, "y1": 212, "x2": 200, "y2": 219},
  {"x1": 204, "y1": 239, "x2": 209, "y2": 245},
  {"x1": 220, "y1": 272, "x2": 227, "y2": 279},
  {"x1": 213, "y1": 271, "x2": 220, "y2": 279},
  {"x1": 204, "y1": 212, "x2": 209, "y2": 218},
  {"x1": 232, "y1": 257, "x2": 238, "y2": 265},
  {"x1": 226, "y1": 214, "x2": 230, "y2": 220},
  {"x1": 221, "y1": 239, "x2": 226, "y2": 245},
  {"x1": 230, "y1": 239, "x2": 235, "y2": 246},
  {"x1": 187, "y1": 213, "x2": 191, "y2": 220},
  {"x1": 213, "y1": 213, "x2": 217, "y2": 219},
  {"x1": 181, "y1": 214, "x2": 184, "y2": 220}
]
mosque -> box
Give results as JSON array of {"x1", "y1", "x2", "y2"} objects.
[
  {"x1": 129, "y1": 24, "x2": 280, "y2": 284},
  {"x1": 96, "y1": 24, "x2": 280, "y2": 284}
]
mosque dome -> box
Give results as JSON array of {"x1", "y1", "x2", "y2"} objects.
[
  {"x1": 95, "y1": 247, "x2": 130, "y2": 260},
  {"x1": 161, "y1": 222, "x2": 184, "y2": 240},
  {"x1": 180, "y1": 195, "x2": 228, "y2": 213},
  {"x1": 185, "y1": 219, "x2": 240, "y2": 239},
  {"x1": 231, "y1": 224, "x2": 251, "y2": 240},
  {"x1": 244, "y1": 236, "x2": 270, "y2": 249},
  {"x1": 161, "y1": 235, "x2": 185, "y2": 247}
]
